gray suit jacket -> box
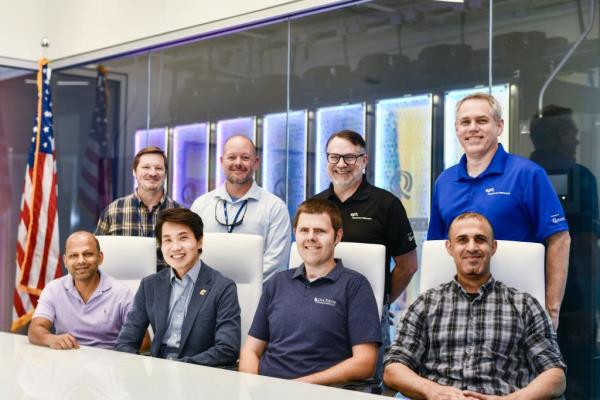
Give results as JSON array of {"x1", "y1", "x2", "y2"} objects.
[{"x1": 115, "y1": 261, "x2": 240, "y2": 366}]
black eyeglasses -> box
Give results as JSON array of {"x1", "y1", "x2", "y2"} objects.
[
  {"x1": 215, "y1": 199, "x2": 248, "y2": 233},
  {"x1": 326, "y1": 153, "x2": 366, "y2": 165}
]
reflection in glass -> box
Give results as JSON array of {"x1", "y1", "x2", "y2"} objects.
[
  {"x1": 134, "y1": 128, "x2": 168, "y2": 154},
  {"x1": 315, "y1": 103, "x2": 366, "y2": 193},
  {"x1": 215, "y1": 117, "x2": 256, "y2": 186},
  {"x1": 443, "y1": 84, "x2": 511, "y2": 169},
  {"x1": 375, "y1": 94, "x2": 433, "y2": 307},
  {"x1": 262, "y1": 111, "x2": 308, "y2": 218},
  {"x1": 172, "y1": 123, "x2": 210, "y2": 207}
]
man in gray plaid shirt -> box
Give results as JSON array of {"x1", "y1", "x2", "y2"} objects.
[{"x1": 384, "y1": 212, "x2": 566, "y2": 399}]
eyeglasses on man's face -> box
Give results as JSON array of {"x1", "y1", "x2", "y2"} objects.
[{"x1": 326, "y1": 153, "x2": 366, "y2": 165}]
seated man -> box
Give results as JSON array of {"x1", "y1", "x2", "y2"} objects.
[
  {"x1": 28, "y1": 231, "x2": 133, "y2": 350},
  {"x1": 239, "y1": 198, "x2": 381, "y2": 385},
  {"x1": 115, "y1": 208, "x2": 240, "y2": 366},
  {"x1": 384, "y1": 212, "x2": 566, "y2": 399}
]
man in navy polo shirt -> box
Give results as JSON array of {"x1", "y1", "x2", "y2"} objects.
[
  {"x1": 427, "y1": 92, "x2": 570, "y2": 329},
  {"x1": 239, "y1": 198, "x2": 381, "y2": 385}
]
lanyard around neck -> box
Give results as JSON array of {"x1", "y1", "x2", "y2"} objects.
[{"x1": 223, "y1": 199, "x2": 247, "y2": 233}]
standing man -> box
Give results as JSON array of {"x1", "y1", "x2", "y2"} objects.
[
  {"x1": 191, "y1": 135, "x2": 291, "y2": 282},
  {"x1": 28, "y1": 231, "x2": 132, "y2": 350},
  {"x1": 96, "y1": 146, "x2": 180, "y2": 271},
  {"x1": 427, "y1": 93, "x2": 570, "y2": 329},
  {"x1": 239, "y1": 199, "x2": 380, "y2": 385},
  {"x1": 313, "y1": 130, "x2": 418, "y2": 364},
  {"x1": 115, "y1": 208, "x2": 240, "y2": 366}
]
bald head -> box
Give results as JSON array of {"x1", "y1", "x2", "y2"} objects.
[
  {"x1": 223, "y1": 135, "x2": 257, "y2": 157},
  {"x1": 65, "y1": 231, "x2": 100, "y2": 252}
]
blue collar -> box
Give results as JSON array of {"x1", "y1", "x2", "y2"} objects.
[
  {"x1": 456, "y1": 144, "x2": 508, "y2": 181},
  {"x1": 169, "y1": 259, "x2": 202, "y2": 285},
  {"x1": 291, "y1": 258, "x2": 344, "y2": 282}
]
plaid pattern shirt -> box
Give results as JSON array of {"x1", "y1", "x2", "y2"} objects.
[
  {"x1": 95, "y1": 191, "x2": 180, "y2": 271},
  {"x1": 384, "y1": 277, "x2": 566, "y2": 395}
]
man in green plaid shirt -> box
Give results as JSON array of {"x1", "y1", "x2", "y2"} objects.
[{"x1": 96, "y1": 146, "x2": 180, "y2": 271}]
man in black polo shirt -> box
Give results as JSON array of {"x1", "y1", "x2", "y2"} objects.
[
  {"x1": 239, "y1": 199, "x2": 381, "y2": 385},
  {"x1": 313, "y1": 130, "x2": 417, "y2": 356}
]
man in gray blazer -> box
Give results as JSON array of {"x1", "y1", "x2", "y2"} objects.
[{"x1": 115, "y1": 208, "x2": 241, "y2": 366}]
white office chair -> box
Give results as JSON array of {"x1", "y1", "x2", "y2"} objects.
[
  {"x1": 420, "y1": 240, "x2": 546, "y2": 308},
  {"x1": 201, "y1": 233, "x2": 263, "y2": 345},
  {"x1": 96, "y1": 235, "x2": 157, "y2": 295},
  {"x1": 289, "y1": 241, "x2": 386, "y2": 318}
]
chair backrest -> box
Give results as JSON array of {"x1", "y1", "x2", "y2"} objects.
[
  {"x1": 289, "y1": 242, "x2": 385, "y2": 318},
  {"x1": 201, "y1": 233, "x2": 263, "y2": 345},
  {"x1": 96, "y1": 236, "x2": 157, "y2": 294},
  {"x1": 420, "y1": 240, "x2": 546, "y2": 308}
]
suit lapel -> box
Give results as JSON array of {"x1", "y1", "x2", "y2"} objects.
[
  {"x1": 180, "y1": 263, "x2": 213, "y2": 350},
  {"x1": 154, "y1": 271, "x2": 172, "y2": 344}
]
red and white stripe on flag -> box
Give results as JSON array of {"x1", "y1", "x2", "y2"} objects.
[{"x1": 12, "y1": 58, "x2": 61, "y2": 332}]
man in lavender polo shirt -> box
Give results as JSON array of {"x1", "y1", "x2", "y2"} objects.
[{"x1": 28, "y1": 231, "x2": 132, "y2": 350}]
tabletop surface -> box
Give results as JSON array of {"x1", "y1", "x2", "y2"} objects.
[{"x1": 0, "y1": 331, "x2": 379, "y2": 400}]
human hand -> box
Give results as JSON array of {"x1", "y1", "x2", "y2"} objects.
[
  {"x1": 425, "y1": 384, "x2": 470, "y2": 399},
  {"x1": 48, "y1": 333, "x2": 79, "y2": 350},
  {"x1": 462, "y1": 390, "x2": 510, "y2": 399}
]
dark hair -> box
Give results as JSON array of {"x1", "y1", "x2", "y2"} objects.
[
  {"x1": 529, "y1": 105, "x2": 576, "y2": 149},
  {"x1": 448, "y1": 212, "x2": 495, "y2": 241},
  {"x1": 133, "y1": 146, "x2": 168, "y2": 172},
  {"x1": 325, "y1": 130, "x2": 366, "y2": 152},
  {"x1": 293, "y1": 198, "x2": 342, "y2": 232},
  {"x1": 155, "y1": 208, "x2": 204, "y2": 249}
]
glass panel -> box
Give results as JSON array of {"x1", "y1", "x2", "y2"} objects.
[
  {"x1": 171, "y1": 123, "x2": 210, "y2": 207},
  {"x1": 263, "y1": 110, "x2": 308, "y2": 217},
  {"x1": 494, "y1": 0, "x2": 599, "y2": 396},
  {"x1": 374, "y1": 93, "x2": 433, "y2": 303}
]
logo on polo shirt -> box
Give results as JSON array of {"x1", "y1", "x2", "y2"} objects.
[
  {"x1": 551, "y1": 214, "x2": 566, "y2": 224},
  {"x1": 314, "y1": 297, "x2": 336, "y2": 306},
  {"x1": 485, "y1": 187, "x2": 511, "y2": 196},
  {"x1": 350, "y1": 212, "x2": 372, "y2": 221}
]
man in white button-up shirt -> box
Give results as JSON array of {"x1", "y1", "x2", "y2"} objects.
[{"x1": 191, "y1": 135, "x2": 292, "y2": 281}]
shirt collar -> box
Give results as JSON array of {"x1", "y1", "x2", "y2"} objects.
[
  {"x1": 291, "y1": 258, "x2": 344, "y2": 282},
  {"x1": 456, "y1": 144, "x2": 508, "y2": 181},
  {"x1": 215, "y1": 180, "x2": 261, "y2": 202},
  {"x1": 325, "y1": 175, "x2": 371, "y2": 202},
  {"x1": 169, "y1": 258, "x2": 202, "y2": 285},
  {"x1": 132, "y1": 190, "x2": 167, "y2": 208},
  {"x1": 62, "y1": 270, "x2": 110, "y2": 295},
  {"x1": 452, "y1": 274, "x2": 496, "y2": 300}
]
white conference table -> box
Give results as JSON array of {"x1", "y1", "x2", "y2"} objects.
[{"x1": 0, "y1": 332, "x2": 381, "y2": 400}]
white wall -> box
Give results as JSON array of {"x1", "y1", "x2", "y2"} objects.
[
  {"x1": 0, "y1": 0, "x2": 344, "y2": 69},
  {"x1": 0, "y1": 1, "x2": 47, "y2": 69}
]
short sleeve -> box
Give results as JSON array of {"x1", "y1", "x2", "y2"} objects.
[
  {"x1": 385, "y1": 196, "x2": 417, "y2": 256},
  {"x1": 527, "y1": 168, "x2": 569, "y2": 242},
  {"x1": 248, "y1": 282, "x2": 271, "y2": 341},
  {"x1": 346, "y1": 275, "x2": 381, "y2": 346},
  {"x1": 33, "y1": 281, "x2": 59, "y2": 323}
]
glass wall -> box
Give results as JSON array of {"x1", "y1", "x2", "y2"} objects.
[{"x1": 1, "y1": 0, "x2": 599, "y2": 396}]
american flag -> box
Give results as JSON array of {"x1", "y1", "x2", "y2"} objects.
[
  {"x1": 12, "y1": 59, "x2": 61, "y2": 332},
  {"x1": 77, "y1": 65, "x2": 112, "y2": 222}
]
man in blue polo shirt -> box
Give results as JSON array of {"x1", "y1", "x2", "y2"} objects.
[
  {"x1": 239, "y1": 198, "x2": 381, "y2": 385},
  {"x1": 427, "y1": 92, "x2": 570, "y2": 329}
]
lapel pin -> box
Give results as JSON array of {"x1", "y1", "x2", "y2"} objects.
[{"x1": 199, "y1": 289, "x2": 207, "y2": 296}]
